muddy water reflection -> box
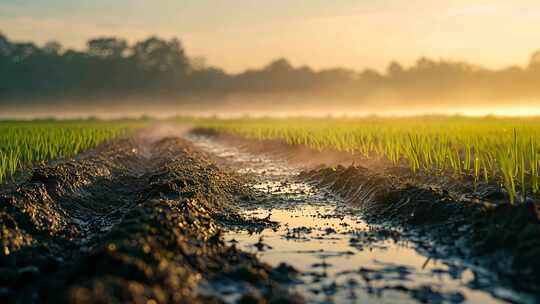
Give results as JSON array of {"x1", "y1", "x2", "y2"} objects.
[{"x1": 187, "y1": 135, "x2": 505, "y2": 304}]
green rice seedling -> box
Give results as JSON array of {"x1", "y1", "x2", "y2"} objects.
[
  {"x1": 194, "y1": 116, "x2": 540, "y2": 203},
  {"x1": 530, "y1": 138, "x2": 540, "y2": 194},
  {"x1": 473, "y1": 155, "x2": 481, "y2": 191},
  {"x1": 0, "y1": 120, "x2": 142, "y2": 183}
]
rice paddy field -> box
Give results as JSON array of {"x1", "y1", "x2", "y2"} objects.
[
  {"x1": 0, "y1": 120, "x2": 139, "y2": 183},
  {"x1": 196, "y1": 116, "x2": 540, "y2": 204},
  {"x1": 2, "y1": 117, "x2": 540, "y2": 304}
]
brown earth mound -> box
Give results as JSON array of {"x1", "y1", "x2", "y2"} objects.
[
  {"x1": 0, "y1": 135, "x2": 301, "y2": 304},
  {"x1": 301, "y1": 164, "x2": 540, "y2": 298}
]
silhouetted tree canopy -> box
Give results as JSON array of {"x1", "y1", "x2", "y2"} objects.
[
  {"x1": 0, "y1": 32, "x2": 540, "y2": 103},
  {"x1": 43, "y1": 41, "x2": 63, "y2": 56},
  {"x1": 530, "y1": 51, "x2": 540, "y2": 69},
  {"x1": 87, "y1": 38, "x2": 127, "y2": 59}
]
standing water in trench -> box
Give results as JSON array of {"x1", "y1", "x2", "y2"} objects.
[{"x1": 186, "y1": 134, "x2": 513, "y2": 304}]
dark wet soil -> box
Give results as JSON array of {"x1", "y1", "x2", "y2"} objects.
[
  {"x1": 0, "y1": 132, "x2": 302, "y2": 304},
  {"x1": 301, "y1": 166, "x2": 540, "y2": 302},
  {"x1": 3, "y1": 126, "x2": 539, "y2": 304},
  {"x1": 186, "y1": 134, "x2": 527, "y2": 304},
  {"x1": 189, "y1": 130, "x2": 540, "y2": 304}
]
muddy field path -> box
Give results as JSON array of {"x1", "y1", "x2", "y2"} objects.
[
  {"x1": 0, "y1": 127, "x2": 303, "y2": 304},
  {"x1": 1, "y1": 126, "x2": 537, "y2": 304},
  {"x1": 185, "y1": 132, "x2": 535, "y2": 304}
]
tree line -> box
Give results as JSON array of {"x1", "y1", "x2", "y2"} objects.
[{"x1": 1, "y1": 32, "x2": 540, "y2": 103}]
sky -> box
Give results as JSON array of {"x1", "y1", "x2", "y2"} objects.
[{"x1": 1, "y1": 0, "x2": 540, "y2": 73}]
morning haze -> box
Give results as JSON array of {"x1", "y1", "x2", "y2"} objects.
[{"x1": 1, "y1": 0, "x2": 540, "y2": 117}]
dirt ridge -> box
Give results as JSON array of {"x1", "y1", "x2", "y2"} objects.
[
  {"x1": 0, "y1": 134, "x2": 301, "y2": 304},
  {"x1": 300, "y1": 165, "x2": 540, "y2": 299}
]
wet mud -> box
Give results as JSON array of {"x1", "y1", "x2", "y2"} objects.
[
  {"x1": 188, "y1": 131, "x2": 540, "y2": 304},
  {"x1": 0, "y1": 132, "x2": 302, "y2": 303},
  {"x1": 301, "y1": 166, "x2": 540, "y2": 303},
  {"x1": 3, "y1": 126, "x2": 539, "y2": 304},
  {"x1": 187, "y1": 134, "x2": 525, "y2": 304}
]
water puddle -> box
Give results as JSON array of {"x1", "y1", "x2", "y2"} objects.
[{"x1": 187, "y1": 135, "x2": 515, "y2": 304}]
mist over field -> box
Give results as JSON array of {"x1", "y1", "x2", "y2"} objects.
[{"x1": 2, "y1": 32, "x2": 540, "y2": 118}]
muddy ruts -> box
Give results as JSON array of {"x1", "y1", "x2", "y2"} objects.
[
  {"x1": 0, "y1": 136, "x2": 302, "y2": 304},
  {"x1": 300, "y1": 165, "x2": 540, "y2": 299}
]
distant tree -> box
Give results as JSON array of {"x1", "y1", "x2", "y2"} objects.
[
  {"x1": 131, "y1": 37, "x2": 189, "y2": 73},
  {"x1": 43, "y1": 41, "x2": 63, "y2": 56},
  {"x1": 360, "y1": 69, "x2": 383, "y2": 81},
  {"x1": 87, "y1": 37, "x2": 128, "y2": 58},
  {"x1": 414, "y1": 57, "x2": 437, "y2": 70},
  {"x1": 265, "y1": 58, "x2": 293, "y2": 72},
  {"x1": 2, "y1": 31, "x2": 540, "y2": 105},
  {"x1": 0, "y1": 32, "x2": 11, "y2": 57},
  {"x1": 387, "y1": 61, "x2": 404, "y2": 78},
  {"x1": 62, "y1": 49, "x2": 86, "y2": 59},
  {"x1": 190, "y1": 56, "x2": 207, "y2": 71},
  {"x1": 529, "y1": 50, "x2": 540, "y2": 69},
  {"x1": 11, "y1": 43, "x2": 40, "y2": 63}
]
